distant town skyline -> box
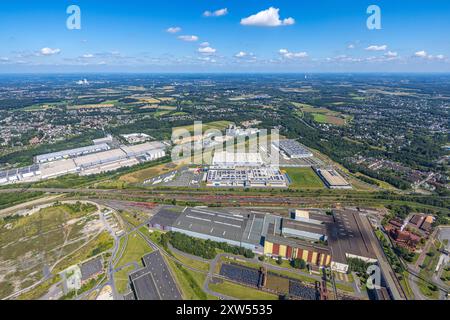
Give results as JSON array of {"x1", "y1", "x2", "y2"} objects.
[{"x1": 1, "y1": 0, "x2": 449, "y2": 73}]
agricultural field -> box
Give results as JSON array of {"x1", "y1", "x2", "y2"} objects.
[
  {"x1": 292, "y1": 102, "x2": 351, "y2": 126},
  {"x1": 283, "y1": 167, "x2": 325, "y2": 189},
  {"x1": 67, "y1": 102, "x2": 116, "y2": 110},
  {"x1": 158, "y1": 105, "x2": 177, "y2": 111},
  {"x1": 173, "y1": 120, "x2": 232, "y2": 134},
  {"x1": 0, "y1": 202, "x2": 106, "y2": 299}
]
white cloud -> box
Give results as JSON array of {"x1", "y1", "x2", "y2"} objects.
[
  {"x1": 384, "y1": 51, "x2": 398, "y2": 58},
  {"x1": 0, "y1": 57, "x2": 9, "y2": 62},
  {"x1": 198, "y1": 56, "x2": 217, "y2": 63},
  {"x1": 178, "y1": 35, "x2": 199, "y2": 42},
  {"x1": 198, "y1": 46, "x2": 216, "y2": 54},
  {"x1": 199, "y1": 42, "x2": 210, "y2": 47},
  {"x1": 279, "y1": 48, "x2": 308, "y2": 59},
  {"x1": 203, "y1": 8, "x2": 228, "y2": 17},
  {"x1": 166, "y1": 27, "x2": 182, "y2": 33},
  {"x1": 413, "y1": 51, "x2": 445, "y2": 61},
  {"x1": 347, "y1": 44, "x2": 355, "y2": 49},
  {"x1": 241, "y1": 7, "x2": 295, "y2": 27},
  {"x1": 328, "y1": 55, "x2": 363, "y2": 63},
  {"x1": 414, "y1": 50, "x2": 428, "y2": 58},
  {"x1": 235, "y1": 51, "x2": 248, "y2": 58},
  {"x1": 40, "y1": 47, "x2": 61, "y2": 56},
  {"x1": 82, "y1": 54, "x2": 95, "y2": 58},
  {"x1": 365, "y1": 45, "x2": 387, "y2": 51}
]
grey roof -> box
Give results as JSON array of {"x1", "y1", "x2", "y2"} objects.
[
  {"x1": 149, "y1": 207, "x2": 181, "y2": 227},
  {"x1": 123, "y1": 292, "x2": 136, "y2": 300},
  {"x1": 129, "y1": 251, "x2": 181, "y2": 300},
  {"x1": 326, "y1": 209, "x2": 377, "y2": 264},
  {"x1": 130, "y1": 269, "x2": 161, "y2": 300},
  {"x1": 35, "y1": 143, "x2": 110, "y2": 162},
  {"x1": 242, "y1": 213, "x2": 266, "y2": 246},
  {"x1": 281, "y1": 219, "x2": 327, "y2": 236},
  {"x1": 173, "y1": 208, "x2": 246, "y2": 243},
  {"x1": 0, "y1": 164, "x2": 40, "y2": 179},
  {"x1": 265, "y1": 233, "x2": 330, "y2": 255},
  {"x1": 275, "y1": 140, "x2": 313, "y2": 157},
  {"x1": 80, "y1": 257, "x2": 103, "y2": 281},
  {"x1": 172, "y1": 207, "x2": 259, "y2": 245}
]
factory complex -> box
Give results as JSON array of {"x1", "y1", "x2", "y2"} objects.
[
  {"x1": 0, "y1": 137, "x2": 167, "y2": 185},
  {"x1": 315, "y1": 168, "x2": 352, "y2": 189},
  {"x1": 204, "y1": 141, "x2": 349, "y2": 189},
  {"x1": 207, "y1": 151, "x2": 288, "y2": 188},
  {"x1": 272, "y1": 139, "x2": 314, "y2": 159},
  {"x1": 148, "y1": 206, "x2": 378, "y2": 274}
]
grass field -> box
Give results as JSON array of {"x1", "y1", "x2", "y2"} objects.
[
  {"x1": 312, "y1": 113, "x2": 346, "y2": 126},
  {"x1": 133, "y1": 97, "x2": 160, "y2": 104},
  {"x1": 115, "y1": 232, "x2": 153, "y2": 269},
  {"x1": 119, "y1": 162, "x2": 181, "y2": 183},
  {"x1": 53, "y1": 231, "x2": 114, "y2": 273},
  {"x1": 173, "y1": 120, "x2": 232, "y2": 133},
  {"x1": 292, "y1": 102, "x2": 350, "y2": 126},
  {"x1": 171, "y1": 250, "x2": 210, "y2": 272},
  {"x1": 0, "y1": 191, "x2": 44, "y2": 210},
  {"x1": 209, "y1": 280, "x2": 278, "y2": 300},
  {"x1": 0, "y1": 202, "x2": 105, "y2": 295},
  {"x1": 417, "y1": 243, "x2": 441, "y2": 299},
  {"x1": 283, "y1": 167, "x2": 325, "y2": 189},
  {"x1": 154, "y1": 110, "x2": 171, "y2": 117},
  {"x1": 166, "y1": 259, "x2": 211, "y2": 300},
  {"x1": 158, "y1": 105, "x2": 177, "y2": 110},
  {"x1": 113, "y1": 264, "x2": 136, "y2": 294},
  {"x1": 441, "y1": 267, "x2": 450, "y2": 286},
  {"x1": 139, "y1": 227, "x2": 164, "y2": 245}
]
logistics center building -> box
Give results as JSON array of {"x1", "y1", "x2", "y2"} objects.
[{"x1": 149, "y1": 206, "x2": 378, "y2": 273}]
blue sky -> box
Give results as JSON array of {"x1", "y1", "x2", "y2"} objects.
[{"x1": 0, "y1": 0, "x2": 449, "y2": 72}]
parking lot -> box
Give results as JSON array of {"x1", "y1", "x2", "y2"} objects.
[{"x1": 143, "y1": 167, "x2": 203, "y2": 188}]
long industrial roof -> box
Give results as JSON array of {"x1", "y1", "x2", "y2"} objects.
[
  {"x1": 326, "y1": 209, "x2": 377, "y2": 264},
  {"x1": 282, "y1": 219, "x2": 327, "y2": 236},
  {"x1": 172, "y1": 207, "x2": 264, "y2": 246},
  {"x1": 120, "y1": 141, "x2": 166, "y2": 156},
  {"x1": 35, "y1": 143, "x2": 110, "y2": 162},
  {"x1": 316, "y1": 169, "x2": 350, "y2": 187}
]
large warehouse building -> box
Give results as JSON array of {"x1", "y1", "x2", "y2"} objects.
[
  {"x1": 264, "y1": 234, "x2": 332, "y2": 268},
  {"x1": 0, "y1": 138, "x2": 167, "y2": 185},
  {"x1": 206, "y1": 167, "x2": 287, "y2": 188},
  {"x1": 0, "y1": 164, "x2": 41, "y2": 185},
  {"x1": 211, "y1": 151, "x2": 264, "y2": 168},
  {"x1": 207, "y1": 151, "x2": 288, "y2": 188},
  {"x1": 148, "y1": 206, "x2": 378, "y2": 273},
  {"x1": 170, "y1": 207, "x2": 266, "y2": 251},
  {"x1": 326, "y1": 209, "x2": 378, "y2": 273},
  {"x1": 272, "y1": 140, "x2": 313, "y2": 159},
  {"x1": 315, "y1": 168, "x2": 352, "y2": 189},
  {"x1": 128, "y1": 251, "x2": 181, "y2": 300},
  {"x1": 34, "y1": 143, "x2": 111, "y2": 163},
  {"x1": 150, "y1": 206, "x2": 334, "y2": 269}
]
